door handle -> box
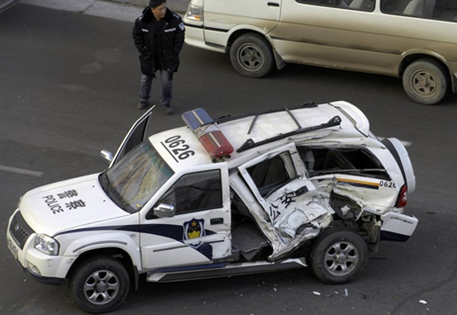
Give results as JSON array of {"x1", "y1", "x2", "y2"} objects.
[
  {"x1": 267, "y1": 2, "x2": 280, "y2": 7},
  {"x1": 210, "y1": 218, "x2": 224, "y2": 225}
]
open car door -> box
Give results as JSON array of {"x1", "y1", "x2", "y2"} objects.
[{"x1": 109, "y1": 106, "x2": 155, "y2": 167}]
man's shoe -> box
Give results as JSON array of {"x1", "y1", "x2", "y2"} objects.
[
  {"x1": 138, "y1": 101, "x2": 148, "y2": 110},
  {"x1": 163, "y1": 104, "x2": 173, "y2": 114}
]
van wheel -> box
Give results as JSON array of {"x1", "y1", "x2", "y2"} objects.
[
  {"x1": 69, "y1": 255, "x2": 130, "y2": 313},
  {"x1": 309, "y1": 228, "x2": 368, "y2": 284},
  {"x1": 230, "y1": 33, "x2": 274, "y2": 78},
  {"x1": 402, "y1": 59, "x2": 449, "y2": 105}
]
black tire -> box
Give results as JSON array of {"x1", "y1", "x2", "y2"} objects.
[
  {"x1": 402, "y1": 59, "x2": 449, "y2": 105},
  {"x1": 230, "y1": 33, "x2": 274, "y2": 78},
  {"x1": 69, "y1": 255, "x2": 130, "y2": 313},
  {"x1": 309, "y1": 227, "x2": 368, "y2": 284}
]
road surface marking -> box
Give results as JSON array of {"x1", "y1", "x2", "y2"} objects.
[{"x1": 0, "y1": 165, "x2": 43, "y2": 177}]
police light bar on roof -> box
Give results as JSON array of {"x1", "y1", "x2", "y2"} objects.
[{"x1": 182, "y1": 108, "x2": 234, "y2": 160}]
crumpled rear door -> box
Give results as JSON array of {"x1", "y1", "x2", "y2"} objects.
[{"x1": 238, "y1": 143, "x2": 333, "y2": 260}]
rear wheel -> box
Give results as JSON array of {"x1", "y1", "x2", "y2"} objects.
[
  {"x1": 230, "y1": 33, "x2": 274, "y2": 78},
  {"x1": 402, "y1": 59, "x2": 449, "y2": 105},
  {"x1": 310, "y1": 227, "x2": 368, "y2": 284},
  {"x1": 69, "y1": 255, "x2": 130, "y2": 313}
]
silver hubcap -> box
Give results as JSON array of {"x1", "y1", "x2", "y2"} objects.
[
  {"x1": 324, "y1": 241, "x2": 359, "y2": 276},
  {"x1": 411, "y1": 70, "x2": 438, "y2": 97},
  {"x1": 83, "y1": 270, "x2": 119, "y2": 305},
  {"x1": 237, "y1": 44, "x2": 264, "y2": 71}
]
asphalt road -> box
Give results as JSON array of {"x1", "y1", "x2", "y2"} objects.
[{"x1": 1, "y1": 3, "x2": 456, "y2": 315}]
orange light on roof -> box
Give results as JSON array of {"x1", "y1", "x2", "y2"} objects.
[
  {"x1": 198, "y1": 130, "x2": 233, "y2": 159},
  {"x1": 182, "y1": 108, "x2": 233, "y2": 160}
]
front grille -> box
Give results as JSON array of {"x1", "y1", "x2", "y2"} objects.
[{"x1": 9, "y1": 212, "x2": 34, "y2": 249}]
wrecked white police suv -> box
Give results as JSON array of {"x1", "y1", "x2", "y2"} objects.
[{"x1": 7, "y1": 101, "x2": 417, "y2": 313}]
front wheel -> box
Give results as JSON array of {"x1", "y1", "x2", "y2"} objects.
[
  {"x1": 402, "y1": 59, "x2": 449, "y2": 105},
  {"x1": 309, "y1": 228, "x2": 368, "y2": 284},
  {"x1": 69, "y1": 255, "x2": 130, "y2": 313},
  {"x1": 230, "y1": 33, "x2": 274, "y2": 78}
]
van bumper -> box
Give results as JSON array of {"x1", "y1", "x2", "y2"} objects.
[{"x1": 184, "y1": 23, "x2": 226, "y2": 53}]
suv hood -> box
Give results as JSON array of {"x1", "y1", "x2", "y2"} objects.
[{"x1": 19, "y1": 174, "x2": 129, "y2": 236}]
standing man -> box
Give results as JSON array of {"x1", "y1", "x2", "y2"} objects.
[{"x1": 132, "y1": 0, "x2": 185, "y2": 113}]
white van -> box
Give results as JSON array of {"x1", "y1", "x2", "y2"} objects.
[{"x1": 184, "y1": 0, "x2": 457, "y2": 105}]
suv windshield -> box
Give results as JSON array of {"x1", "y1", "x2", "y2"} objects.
[{"x1": 99, "y1": 142, "x2": 174, "y2": 213}]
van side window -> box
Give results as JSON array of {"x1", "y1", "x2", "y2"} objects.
[
  {"x1": 297, "y1": 147, "x2": 390, "y2": 180},
  {"x1": 296, "y1": 0, "x2": 375, "y2": 12},
  {"x1": 149, "y1": 170, "x2": 223, "y2": 218},
  {"x1": 381, "y1": 0, "x2": 457, "y2": 22},
  {"x1": 432, "y1": 0, "x2": 457, "y2": 21}
]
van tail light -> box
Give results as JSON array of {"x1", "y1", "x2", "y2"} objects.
[
  {"x1": 396, "y1": 184, "x2": 408, "y2": 208},
  {"x1": 182, "y1": 108, "x2": 233, "y2": 160}
]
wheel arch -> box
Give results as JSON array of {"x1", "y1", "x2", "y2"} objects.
[
  {"x1": 227, "y1": 29, "x2": 285, "y2": 70},
  {"x1": 61, "y1": 233, "x2": 142, "y2": 290},
  {"x1": 66, "y1": 247, "x2": 140, "y2": 291},
  {"x1": 399, "y1": 53, "x2": 456, "y2": 93}
]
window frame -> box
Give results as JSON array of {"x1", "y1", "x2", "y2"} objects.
[
  {"x1": 246, "y1": 151, "x2": 298, "y2": 198},
  {"x1": 147, "y1": 169, "x2": 223, "y2": 219},
  {"x1": 298, "y1": 146, "x2": 391, "y2": 180}
]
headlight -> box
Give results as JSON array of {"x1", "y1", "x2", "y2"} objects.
[
  {"x1": 186, "y1": 4, "x2": 203, "y2": 21},
  {"x1": 34, "y1": 234, "x2": 59, "y2": 256}
]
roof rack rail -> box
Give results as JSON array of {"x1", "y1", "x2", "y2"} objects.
[
  {"x1": 248, "y1": 107, "x2": 301, "y2": 135},
  {"x1": 214, "y1": 102, "x2": 320, "y2": 125},
  {"x1": 237, "y1": 115, "x2": 342, "y2": 153}
]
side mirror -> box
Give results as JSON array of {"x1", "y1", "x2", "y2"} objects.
[
  {"x1": 100, "y1": 150, "x2": 113, "y2": 166},
  {"x1": 154, "y1": 204, "x2": 176, "y2": 218}
]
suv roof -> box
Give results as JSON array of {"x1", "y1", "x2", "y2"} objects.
[{"x1": 150, "y1": 101, "x2": 372, "y2": 171}]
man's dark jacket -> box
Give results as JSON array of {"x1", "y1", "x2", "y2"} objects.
[{"x1": 132, "y1": 7, "x2": 185, "y2": 75}]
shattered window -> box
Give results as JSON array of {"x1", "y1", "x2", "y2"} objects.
[
  {"x1": 247, "y1": 152, "x2": 297, "y2": 197},
  {"x1": 153, "y1": 170, "x2": 223, "y2": 215},
  {"x1": 298, "y1": 147, "x2": 389, "y2": 179}
]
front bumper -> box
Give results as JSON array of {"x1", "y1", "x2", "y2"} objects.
[
  {"x1": 184, "y1": 23, "x2": 226, "y2": 53},
  {"x1": 21, "y1": 262, "x2": 65, "y2": 285},
  {"x1": 6, "y1": 210, "x2": 68, "y2": 283}
]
